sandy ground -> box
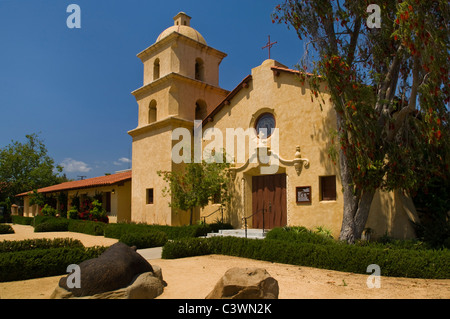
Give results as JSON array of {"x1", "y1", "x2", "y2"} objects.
[{"x1": 0, "y1": 224, "x2": 449, "y2": 299}]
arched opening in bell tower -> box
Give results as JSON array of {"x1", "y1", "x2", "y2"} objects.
[
  {"x1": 195, "y1": 99, "x2": 208, "y2": 121},
  {"x1": 153, "y1": 58, "x2": 160, "y2": 81},
  {"x1": 195, "y1": 58, "x2": 204, "y2": 81}
]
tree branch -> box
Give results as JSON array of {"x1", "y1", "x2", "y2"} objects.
[
  {"x1": 375, "y1": 45, "x2": 403, "y2": 115},
  {"x1": 388, "y1": 55, "x2": 421, "y2": 141},
  {"x1": 346, "y1": 16, "x2": 362, "y2": 65}
]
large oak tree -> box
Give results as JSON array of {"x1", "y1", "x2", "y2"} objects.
[{"x1": 0, "y1": 133, "x2": 67, "y2": 205}]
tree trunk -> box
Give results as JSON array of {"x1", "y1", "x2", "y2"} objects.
[
  {"x1": 339, "y1": 185, "x2": 376, "y2": 243},
  {"x1": 336, "y1": 112, "x2": 376, "y2": 243},
  {"x1": 354, "y1": 189, "x2": 376, "y2": 239},
  {"x1": 338, "y1": 147, "x2": 358, "y2": 243}
]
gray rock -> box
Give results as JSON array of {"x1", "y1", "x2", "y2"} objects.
[
  {"x1": 127, "y1": 271, "x2": 165, "y2": 299},
  {"x1": 58, "y1": 242, "x2": 153, "y2": 297},
  {"x1": 206, "y1": 267, "x2": 279, "y2": 299}
]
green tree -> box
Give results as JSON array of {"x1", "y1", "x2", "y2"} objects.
[
  {"x1": 158, "y1": 155, "x2": 231, "y2": 225},
  {"x1": 0, "y1": 133, "x2": 67, "y2": 204},
  {"x1": 273, "y1": 0, "x2": 449, "y2": 242}
]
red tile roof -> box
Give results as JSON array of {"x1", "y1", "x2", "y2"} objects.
[
  {"x1": 271, "y1": 65, "x2": 320, "y2": 78},
  {"x1": 202, "y1": 75, "x2": 252, "y2": 126},
  {"x1": 16, "y1": 170, "x2": 132, "y2": 197}
]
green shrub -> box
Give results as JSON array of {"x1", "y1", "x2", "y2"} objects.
[
  {"x1": 34, "y1": 220, "x2": 69, "y2": 232},
  {"x1": 205, "y1": 221, "x2": 234, "y2": 234},
  {"x1": 11, "y1": 216, "x2": 34, "y2": 225},
  {"x1": 33, "y1": 215, "x2": 63, "y2": 227},
  {"x1": 265, "y1": 226, "x2": 335, "y2": 245},
  {"x1": 119, "y1": 231, "x2": 168, "y2": 249},
  {"x1": 89, "y1": 200, "x2": 108, "y2": 222},
  {"x1": 41, "y1": 204, "x2": 57, "y2": 217},
  {"x1": 0, "y1": 246, "x2": 107, "y2": 282},
  {"x1": 0, "y1": 238, "x2": 84, "y2": 253},
  {"x1": 0, "y1": 224, "x2": 14, "y2": 234},
  {"x1": 161, "y1": 237, "x2": 212, "y2": 259},
  {"x1": 68, "y1": 207, "x2": 78, "y2": 219},
  {"x1": 104, "y1": 222, "x2": 231, "y2": 240},
  {"x1": 68, "y1": 219, "x2": 107, "y2": 236},
  {"x1": 104, "y1": 223, "x2": 146, "y2": 239},
  {"x1": 162, "y1": 236, "x2": 450, "y2": 279}
]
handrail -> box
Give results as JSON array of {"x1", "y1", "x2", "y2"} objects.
[
  {"x1": 202, "y1": 205, "x2": 224, "y2": 224},
  {"x1": 242, "y1": 202, "x2": 271, "y2": 238}
]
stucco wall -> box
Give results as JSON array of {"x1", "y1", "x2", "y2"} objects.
[{"x1": 200, "y1": 59, "x2": 416, "y2": 239}]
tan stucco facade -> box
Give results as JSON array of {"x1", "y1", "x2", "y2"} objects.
[
  {"x1": 200, "y1": 59, "x2": 417, "y2": 239},
  {"x1": 127, "y1": 12, "x2": 417, "y2": 239},
  {"x1": 128, "y1": 13, "x2": 228, "y2": 225},
  {"x1": 200, "y1": 59, "x2": 344, "y2": 235}
]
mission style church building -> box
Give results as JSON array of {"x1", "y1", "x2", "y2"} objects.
[
  {"x1": 19, "y1": 12, "x2": 418, "y2": 239},
  {"x1": 127, "y1": 12, "x2": 418, "y2": 239}
]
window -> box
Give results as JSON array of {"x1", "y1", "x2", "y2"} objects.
[
  {"x1": 195, "y1": 58, "x2": 204, "y2": 81},
  {"x1": 320, "y1": 176, "x2": 336, "y2": 201},
  {"x1": 148, "y1": 100, "x2": 157, "y2": 123},
  {"x1": 153, "y1": 58, "x2": 160, "y2": 80},
  {"x1": 146, "y1": 188, "x2": 154, "y2": 204},
  {"x1": 255, "y1": 113, "x2": 276, "y2": 139}
]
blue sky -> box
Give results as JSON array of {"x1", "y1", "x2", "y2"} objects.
[{"x1": 0, "y1": 0, "x2": 303, "y2": 180}]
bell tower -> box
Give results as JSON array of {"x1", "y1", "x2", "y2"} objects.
[{"x1": 128, "y1": 12, "x2": 229, "y2": 225}]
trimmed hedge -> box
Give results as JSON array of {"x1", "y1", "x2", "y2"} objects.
[
  {"x1": 119, "y1": 231, "x2": 168, "y2": 249},
  {"x1": 68, "y1": 219, "x2": 107, "y2": 236},
  {"x1": 11, "y1": 216, "x2": 34, "y2": 225},
  {"x1": 161, "y1": 236, "x2": 450, "y2": 279},
  {"x1": 34, "y1": 219, "x2": 69, "y2": 232},
  {"x1": 14, "y1": 216, "x2": 107, "y2": 235},
  {"x1": 0, "y1": 224, "x2": 14, "y2": 234},
  {"x1": 34, "y1": 216, "x2": 62, "y2": 227},
  {"x1": 265, "y1": 226, "x2": 335, "y2": 245},
  {"x1": 0, "y1": 238, "x2": 84, "y2": 253},
  {"x1": 0, "y1": 246, "x2": 107, "y2": 282},
  {"x1": 104, "y1": 222, "x2": 232, "y2": 240}
]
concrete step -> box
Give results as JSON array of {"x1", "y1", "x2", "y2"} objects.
[{"x1": 205, "y1": 228, "x2": 267, "y2": 239}]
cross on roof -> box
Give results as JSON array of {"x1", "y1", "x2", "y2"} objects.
[{"x1": 262, "y1": 35, "x2": 277, "y2": 59}]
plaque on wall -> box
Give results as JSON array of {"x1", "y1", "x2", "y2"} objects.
[{"x1": 296, "y1": 186, "x2": 311, "y2": 204}]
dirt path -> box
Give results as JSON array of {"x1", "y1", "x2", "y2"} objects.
[
  {"x1": 0, "y1": 224, "x2": 449, "y2": 299},
  {"x1": 0, "y1": 224, "x2": 118, "y2": 247}
]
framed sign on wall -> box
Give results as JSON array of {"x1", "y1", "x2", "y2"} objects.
[{"x1": 296, "y1": 186, "x2": 311, "y2": 204}]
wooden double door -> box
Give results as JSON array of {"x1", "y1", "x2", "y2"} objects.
[{"x1": 251, "y1": 173, "x2": 287, "y2": 229}]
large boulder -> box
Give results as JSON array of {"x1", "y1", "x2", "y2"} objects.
[
  {"x1": 58, "y1": 242, "x2": 153, "y2": 297},
  {"x1": 206, "y1": 267, "x2": 279, "y2": 299}
]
